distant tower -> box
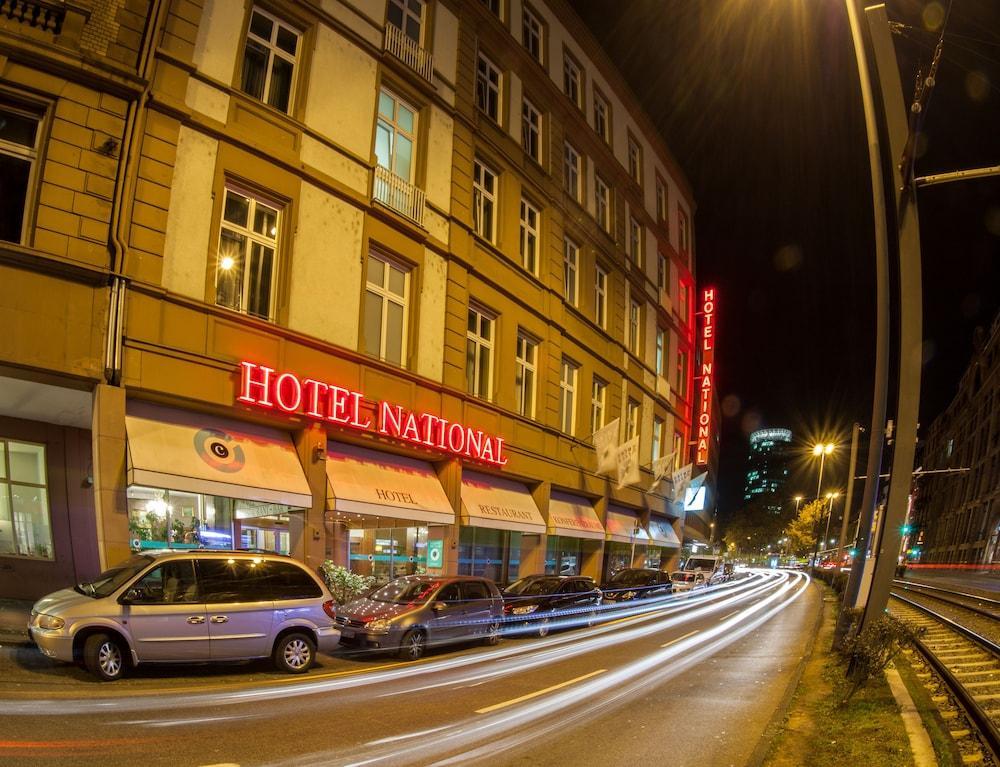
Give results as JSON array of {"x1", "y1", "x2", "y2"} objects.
[{"x1": 744, "y1": 428, "x2": 794, "y2": 514}]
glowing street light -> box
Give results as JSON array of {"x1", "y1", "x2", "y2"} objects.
[{"x1": 811, "y1": 442, "x2": 835, "y2": 499}]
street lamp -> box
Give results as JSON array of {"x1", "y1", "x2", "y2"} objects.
[
  {"x1": 793, "y1": 494, "x2": 804, "y2": 516},
  {"x1": 811, "y1": 443, "x2": 835, "y2": 499}
]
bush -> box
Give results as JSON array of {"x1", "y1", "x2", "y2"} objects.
[
  {"x1": 319, "y1": 562, "x2": 376, "y2": 605},
  {"x1": 841, "y1": 612, "x2": 922, "y2": 704}
]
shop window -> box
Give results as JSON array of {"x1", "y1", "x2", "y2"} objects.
[
  {"x1": 521, "y1": 97, "x2": 542, "y2": 163},
  {"x1": 215, "y1": 186, "x2": 281, "y2": 321},
  {"x1": 476, "y1": 51, "x2": 502, "y2": 123},
  {"x1": 519, "y1": 197, "x2": 540, "y2": 275},
  {"x1": 466, "y1": 304, "x2": 495, "y2": 400},
  {"x1": 348, "y1": 525, "x2": 430, "y2": 583},
  {"x1": 240, "y1": 7, "x2": 300, "y2": 113},
  {"x1": 522, "y1": 5, "x2": 543, "y2": 63},
  {"x1": 515, "y1": 331, "x2": 538, "y2": 419},
  {"x1": 595, "y1": 174, "x2": 611, "y2": 233},
  {"x1": 0, "y1": 100, "x2": 41, "y2": 244},
  {"x1": 591, "y1": 377, "x2": 607, "y2": 434},
  {"x1": 563, "y1": 237, "x2": 579, "y2": 306},
  {"x1": 594, "y1": 265, "x2": 607, "y2": 329},
  {"x1": 472, "y1": 159, "x2": 498, "y2": 243},
  {"x1": 559, "y1": 358, "x2": 578, "y2": 435},
  {"x1": 386, "y1": 0, "x2": 424, "y2": 44},
  {"x1": 364, "y1": 252, "x2": 411, "y2": 366},
  {"x1": 563, "y1": 142, "x2": 582, "y2": 202},
  {"x1": 593, "y1": 89, "x2": 610, "y2": 143},
  {"x1": 545, "y1": 536, "x2": 581, "y2": 575},
  {"x1": 0, "y1": 440, "x2": 52, "y2": 559},
  {"x1": 458, "y1": 527, "x2": 521, "y2": 584}
]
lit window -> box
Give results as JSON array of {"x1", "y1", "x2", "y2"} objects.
[
  {"x1": 0, "y1": 440, "x2": 52, "y2": 559},
  {"x1": 473, "y1": 160, "x2": 498, "y2": 243},
  {"x1": 560, "y1": 359, "x2": 579, "y2": 435},
  {"x1": 522, "y1": 97, "x2": 542, "y2": 162},
  {"x1": 594, "y1": 265, "x2": 608, "y2": 329},
  {"x1": 240, "y1": 8, "x2": 300, "y2": 113},
  {"x1": 625, "y1": 398, "x2": 639, "y2": 441},
  {"x1": 375, "y1": 88, "x2": 417, "y2": 182},
  {"x1": 563, "y1": 237, "x2": 579, "y2": 306},
  {"x1": 595, "y1": 174, "x2": 611, "y2": 232},
  {"x1": 0, "y1": 100, "x2": 40, "y2": 244},
  {"x1": 593, "y1": 91, "x2": 610, "y2": 143},
  {"x1": 364, "y1": 253, "x2": 410, "y2": 366},
  {"x1": 216, "y1": 187, "x2": 281, "y2": 321},
  {"x1": 563, "y1": 52, "x2": 582, "y2": 108},
  {"x1": 519, "y1": 198, "x2": 540, "y2": 275},
  {"x1": 386, "y1": 0, "x2": 425, "y2": 44},
  {"x1": 515, "y1": 332, "x2": 538, "y2": 418},
  {"x1": 476, "y1": 51, "x2": 502, "y2": 123},
  {"x1": 628, "y1": 136, "x2": 642, "y2": 185},
  {"x1": 652, "y1": 417, "x2": 664, "y2": 461},
  {"x1": 466, "y1": 305, "x2": 496, "y2": 400},
  {"x1": 655, "y1": 328, "x2": 665, "y2": 377},
  {"x1": 591, "y1": 377, "x2": 607, "y2": 434},
  {"x1": 629, "y1": 216, "x2": 642, "y2": 265},
  {"x1": 628, "y1": 299, "x2": 640, "y2": 354},
  {"x1": 564, "y1": 142, "x2": 582, "y2": 201},
  {"x1": 522, "y1": 6, "x2": 543, "y2": 63}
]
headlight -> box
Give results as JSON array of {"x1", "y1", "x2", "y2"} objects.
[
  {"x1": 365, "y1": 619, "x2": 392, "y2": 633},
  {"x1": 622, "y1": 591, "x2": 637, "y2": 600},
  {"x1": 511, "y1": 605, "x2": 539, "y2": 615},
  {"x1": 35, "y1": 613, "x2": 65, "y2": 631}
]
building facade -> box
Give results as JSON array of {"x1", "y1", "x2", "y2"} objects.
[
  {"x1": 0, "y1": 0, "x2": 698, "y2": 599},
  {"x1": 911, "y1": 314, "x2": 999, "y2": 564},
  {"x1": 743, "y1": 428, "x2": 793, "y2": 514}
]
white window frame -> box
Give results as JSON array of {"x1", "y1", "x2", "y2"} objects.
[
  {"x1": 215, "y1": 185, "x2": 281, "y2": 321},
  {"x1": 594, "y1": 265, "x2": 608, "y2": 329},
  {"x1": 652, "y1": 416, "x2": 664, "y2": 461},
  {"x1": 563, "y1": 237, "x2": 579, "y2": 306},
  {"x1": 593, "y1": 90, "x2": 610, "y2": 143},
  {"x1": 515, "y1": 331, "x2": 538, "y2": 419},
  {"x1": 655, "y1": 327, "x2": 665, "y2": 377},
  {"x1": 563, "y1": 52, "x2": 582, "y2": 108},
  {"x1": 0, "y1": 438, "x2": 53, "y2": 559},
  {"x1": 560, "y1": 358, "x2": 579, "y2": 435},
  {"x1": 625, "y1": 398, "x2": 639, "y2": 441},
  {"x1": 473, "y1": 159, "x2": 498, "y2": 243},
  {"x1": 595, "y1": 174, "x2": 611, "y2": 232},
  {"x1": 240, "y1": 7, "x2": 301, "y2": 114},
  {"x1": 628, "y1": 298, "x2": 640, "y2": 354},
  {"x1": 522, "y1": 5, "x2": 543, "y2": 63},
  {"x1": 0, "y1": 100, "x2": 41, "y2": 245},
  {"x1": 590, "y1": 377, "x2": 607, "y2": 434},
  {"x1": 364, "y1": 252, "x2": 411, "y2": 366},
  {"x1": 564, "y1": 142, "x2": 582, "y2": 201},
  {"x1": 467, "y1": 305, "x2": 496, "y2": 400},
  {"x1": 519, "y1": 198, "x2": 540, "y2": 275},
  {"x1": 375, "y1": 87, "x2": 418, "y2": 182},
  {"x1": 521, "y1": 97, "x2": 542, "y2": 163},
  {"x1": 386, "y1": 0, "x2": 425, "y2": 44},
  {"x1": 476, "y1": 51, "x2": 502, "y2": 123}
]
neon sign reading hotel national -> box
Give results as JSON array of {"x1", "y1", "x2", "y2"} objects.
[
  {"x1": 237, "y1": 361, "x2": 508, "y2": 467},
  {"x1": 696, "y1": 288, "x2": 716, "y2": 465}
]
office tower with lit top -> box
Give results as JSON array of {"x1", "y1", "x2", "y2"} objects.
[{"x1": 743, "y1": 428, "x2": 794, "y2": 514}]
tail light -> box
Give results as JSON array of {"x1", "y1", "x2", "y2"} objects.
[
  {"x1": 322, "y1": 600, "x2": 337, "y2": 620},
  {"x1": 502, "y1": 603, "x2": 513, "y2": 615}
]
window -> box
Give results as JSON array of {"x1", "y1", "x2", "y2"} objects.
[
  {"x1": 678, "y1": 279, "x2": 690, "y2": 324},
  {"x1": 563, "y1": 237, "x2": 579, "y2": 306},
  {"x1": 563, "y1": 142, "x2": 582, "y2": 201},
  {"x1": 476, "y1": 52, "x2": 502, "y2": 123},
  {"x1": 593, "y1": 90, "x2": 610, "y2": 143},
  {"x1": 629, "y1": 216, "x2": 642, "y2": 265},
  {"x1": 595, "y1": 174, "x2": 611, "y2": 232},
  {"x1": 673, "y1": 433, "x2": 685, "y2": 469},
  {"x1": 522, "y1": 97, "x2": 542, "y2": 162},
  {"x1": 240, "y1": 8, "x2": 300, "y2": 113},
  {"x1": 216, "y1": 187, "x2": 281, "y2": 321},
  {"x1": 0, "y1": 101, "x2": 40, "y2": 244},
  {"x1": 519, "y1": 198, "x2": 540, "y2": 275},
  {"x1": 655, "y1": 327, "x2": 665, "y2": 377},
  {"x1": 473, "y1": 160, "x2": 498, "y2": 242},
  {"x1": 563, "y1": 52, "x2": 582, "y2": 108},
  {"x1": 522, "y1": 5, "x2": 543, "y2": 63},
  {"x1": 0, "y1": 440, "x2": 52, "y2": 559},
  {"x1": 480, "y1": 0, "x2": 500, "y2": 15},
  {"x1": 657, "y1": 253, "x2": 667, "y2": 292},
  {"x1": 375, "y1": 89, "x2": 417, "y2": 182},
  {"x1": 594, "y1": 266, "x2": 608, "y2": 329},
  {"x1": 559, "y1": 359, "x2": 578, "y2": 435},
  {"x1": 515, "y1": 332, "x2": 538, "y2": 418},
  {"x1": 676, "y1": 347, "x2": 689, "y2": 398},
  {"x1": 652, "y1": 416, "x2": 664, "y2": 461},
  {"x1": 591, "y1": 377, "x2": 607, "y2": 434},
  {"x1": 627, "y1": 136, "x2": 642, "y2": 185},
  {"x1": 628, "y1": 298, "x2": 640, "y2": 354},
  {"x1": 386, "y1": 0, "x2": 424, "y2": 44},
  {"x1": 467, "y1": 305, "x2": 495, "y2": 399},
  {"x1": 678, "y1": 205, "x2": 691, "y2": 255},
  {"x1": 656, "y1": 177, "x2": 667, "y2": 224},
  {"x1": 625, "y1": 398, "x2": 639, "y2": 441},
  {"x1": 364, "y1": 252, "x2": 410, "y2": 366},
  {"x1": 130, "y1": 561, "x2": 200, "y2": 604}
]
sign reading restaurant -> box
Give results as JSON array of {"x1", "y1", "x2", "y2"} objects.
[
  {"x1": 696, "y1": 288, "x2": 716, "y2": 466},
  {"x1": 237, "y1": 361, "x2": 508, "y2": 467}
]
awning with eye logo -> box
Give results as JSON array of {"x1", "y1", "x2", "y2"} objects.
[{"x1": 125, "y1": 401, "x2": 312, "y2": 508}]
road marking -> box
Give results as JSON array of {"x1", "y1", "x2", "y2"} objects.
[
  {"x1": 475, "y1": 669, "x2": 607, "y2": 714},
  {"x1": 719, "y1": 610, "x2": 740, "y2": 622},
  {"x1": 660, "y1": 630, "x2": 700, "y2": 648}
]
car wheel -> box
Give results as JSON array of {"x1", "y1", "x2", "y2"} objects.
[
  {"x1": 537, "y1": 617, "x2": 551, "y2": 638},
  {"x1": 273, "y1": 632, "x2": 316, "y2": 674},
  {"x1": 399, "y1": 629, "x2": 426, "y2": 661},
  {"x1": 83, "y1": 632, "x2": 126, "y2": 681},
  {"x1": 483, "y1": 620, "x2": 501, "y2": 646}
]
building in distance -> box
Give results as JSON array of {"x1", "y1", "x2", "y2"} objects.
[{"x1": 743, "y1": 428, "x2": 794, "y2": 514}]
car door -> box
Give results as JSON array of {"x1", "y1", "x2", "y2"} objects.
[
  {"x1": 123, "y1": 560, "x2": 209, "y2": 662},
  {"x1": 428, "y1": 582, "x2": 465, "y2": 643},
  {"x1": 461, "y1": 580, "x2": 494, "y2": 637},
  {"x1": 198, "y1": 558, "x2": 275, "y2": 660}
]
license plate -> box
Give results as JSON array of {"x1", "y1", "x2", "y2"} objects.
[{"x1": 339, "y1": 628, "x2": 355, "y2": 639}]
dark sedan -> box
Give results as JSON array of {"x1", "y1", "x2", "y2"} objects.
[
  {"x1": 601, "y1": 568, "x2": 673, "y2": 604},
  {"x1": 501, "y1": 575, "x2": 602, "y2": 637}
]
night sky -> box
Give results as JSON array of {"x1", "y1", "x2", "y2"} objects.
[{"x1": 577, "y1": 0, "x2": 1000, "y2": 524}]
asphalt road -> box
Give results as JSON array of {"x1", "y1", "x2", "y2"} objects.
[{"x1": 1, "y1": 570, "x2": 818, "y2": 767}]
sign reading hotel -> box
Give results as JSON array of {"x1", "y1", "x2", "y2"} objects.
[
  {"x1": 696, "y1": 288, "x2": 716, "y2": 466},
  {"x1": 237, "y1": 361, "x2": 508, "y2": 468}
]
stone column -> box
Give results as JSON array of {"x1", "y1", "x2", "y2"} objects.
[
  {"x1": 434, "y1": 457, "x2": 462, "y2": 575},
  {"x1": 91, "y1": 383, "x2": 129, "y2": 570},
  {"x1": 292, "y1": 423, "x2": 327, "y2": 573}
]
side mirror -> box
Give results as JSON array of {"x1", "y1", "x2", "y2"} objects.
[
  {"x1": 431, "y1": 601, "x2": 447, "y2": 612},
  {"x1": 119, "y1": 586, "x2": 145, "y2": 604}
]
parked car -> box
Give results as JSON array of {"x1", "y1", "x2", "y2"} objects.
[
  {"x1": 669, "y1": 571, "x2": 707, "y2": 592},
  {"x1": 601, "y1": 568, "x2": 673, "y2": 603},
  {"x1": 335, "y1": 575, "x2": 503, "y2": 660},
  {"x1": 501, "y1": 575, "x2": 602, "y2": 637},
  {"x1": 29, "y1": 550, "x2": 340, "y2": 681}
]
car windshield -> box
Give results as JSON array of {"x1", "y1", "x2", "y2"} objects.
[
  {"x1": 505, "y1": 577, "x2": 562, "y2": 596},
  {"x1": 78, "y1": 555, "x2": 154, "y2": 598},
  {"x1": 608, "y1": 570, "x2": 653, "y2": 587},
  {"x1": 368, "y1": 579, "x2": 441, "y2": 605},
  {"x1": 685, "y1": 558, "x2": 717, "y2": 571}
]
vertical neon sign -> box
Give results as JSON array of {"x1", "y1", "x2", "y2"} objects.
[{"x1": 696, "y1": 288, "x2": 716, "y2": 465}]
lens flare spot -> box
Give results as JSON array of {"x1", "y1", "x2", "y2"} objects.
[
  {"x1": 722, "y1": 394, "x2": 741, "y2": 418},
  {"x1": 741, "y1": 410, "x2": 762, "y2": 435},
  {"x1": 922, "y1": 2, "x2": 945, "y2": 31},
  {"x1": 773, "y1": 244, "x2": 803, "y2": 272},
  {"x1": 965, "y1": 70, "x2": 990, "y2": 102},
  {"x1": 985, "y1": 205, "x2": 1000, "y2": 237}
]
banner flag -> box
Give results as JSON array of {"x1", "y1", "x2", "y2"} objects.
[
  {"x1": 671, "y1": 463, "x2": 693, "y2": 500},
  {"x1": 650, "y1": 452, "x2": 676, "y2": 491},
  {"x1": 592, "y1": 417, "x2": 620, "y2": 474},
  {"x1": 616, "y1": 436, "x2": 641, "y2": 489}
]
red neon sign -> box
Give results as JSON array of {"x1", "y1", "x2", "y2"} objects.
[
  {"x1": 696, "y1": 288, "x2": 716, "y2": 465},
  {"x1": 237, "y1": 361, "x2": 508, "y2": 467}
]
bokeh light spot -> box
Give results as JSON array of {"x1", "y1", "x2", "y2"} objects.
[
  {"x1": 722, "y1": 394, "x2": 741, "y2": 418},
  {"x1": 985, "y1": 205, "x2": 1000, "y2": 237},
  {"x1": 965, "y1": 71, "x2": 990, "y2": 103},
  {"x1": 773, "y1": 244, "x2": 803, "y2": 272},
  {"x1": 922, "y1": 2, "x2": 945, "y2": 31},
  {"x1": 741, "y1": 410, "x2": 762, "y2": 435}
]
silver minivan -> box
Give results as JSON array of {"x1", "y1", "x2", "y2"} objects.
[{"x1": 29, "y1": 550, "x2": 340, "y2": 681}]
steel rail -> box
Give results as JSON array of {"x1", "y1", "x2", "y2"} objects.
[{"x1": 893, "y1": 579, "x2": 1000, "y2": 619}]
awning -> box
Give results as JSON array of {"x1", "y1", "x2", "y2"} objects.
[
  {"x1": 646, "y1": 516, "x2": 682, "y2": 548},
  {"x1": 461, "y1": 470, "x2": 546, "y2": 534},
  {"x1": 325, "y1": 442, "x2": 454, "y2": 525},
  {"x1": 605, "y1": 506, "x2": 650, "y2": 544},
  {"x1": 125, "y1": 402, "x2": 312, "y2": 508},
  {"x1": 547, "y1": 492, "x2": 604, "y2": 540}
]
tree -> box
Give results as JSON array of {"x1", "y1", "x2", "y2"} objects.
[
  {"x1": 785, "y1": 499, "x2": 826, "y2": 556},
  {"x1": 721, "y1": 499, "x2": 786, "y2": 554}
]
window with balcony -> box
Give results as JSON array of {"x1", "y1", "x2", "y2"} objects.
[
  {"x1": 476, "y1": 52, "x2": 502, "y2": 123},
  {"x1": 629, "y1": 215, "x2": 642, "y2": 265},
  {"x1": 560, "y1": 359, "x2": 579, "y2": 435},
  {"x1": 522, "y1": 97, "x2": 542, "y2": 163},
  {"x1": 216, "y1": 186, "x2": 281, "y2": 321},
  {"x1": 595, "y1": 174, "x2": 611, "y2": 233},
  {"x1": 467, "y1": 305, "x2": 495, "y2": 400},
  {"x1": 625, "y1": 398, "x2": 639, "y2": 441},
  {"x1": 563, "y1": 237, "x2": 579, "y2": 306},
  {"x1": 515, "y1": 332, "x2": 538, "y2": 418},
  {"x1": 387, "y1": 0, "x2": 424, "y2": 42},
  {"x1": 522, "y1": 5, "x2": 543, "y2": 63},
  {"x1": 519, "y1": 198, "x2": 540, "y2": 275},
  {"x1": 628, "y1": 298, "x2": 640, "y2": 354},
  {"x1": 240, "y1": 8, "x2": 300, "y2": 113},
  {"x1": 593, "y1": 90, "x2": 610, "y2": 143},
  {"x1": 473, "y1": 160, "x2": 497, "y2": 243},
  {"x1": 480, "y1": 0, "x2": 501, "y2": 16},
  {"x1": 374, "y1": 88, "x2": 424, "y2": 224},
  {"x1": 364, "y1": 253, "x2": 410, "y2": 366},
  {"x1": 563, "y1": 51, "x2": 582, "y2": 108},
  {"x1": 594, "y1": 265, "x2": 608, "y2": 329},
  {"x1": 563, "y1": 142, "x2": 582, "y2": 202},
  {"x1": 384, "y1": 0, "x2": 433, "y2": 80},
  {"x1": 0, "y1": 100, "x2": 40, "y2": 244},
  {"x1": 591, "y1": 377, "x2": 607, "y2": 434},
  {"x1": 627, "y1": 135, "x2": 642, "y2": 185},
  {"x1": 0, "y1": 440, "x2": 53, "y2": 559}
]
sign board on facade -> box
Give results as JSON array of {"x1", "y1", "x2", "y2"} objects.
[
  {"x1": 696, "y1": 288, "x2": 717, "y2": 465},
  {"x1": 426, "y1": 539, "x2": 444, "y2": 570}
]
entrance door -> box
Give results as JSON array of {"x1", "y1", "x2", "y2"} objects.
[
  {"x1": 198, "y1": 558, "x2": 275, "y2": 660},
  {"x1": 124, "y1": 560, "x2": 209, "y2": 662}
]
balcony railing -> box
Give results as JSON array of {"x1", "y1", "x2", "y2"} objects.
[
  {"x1": 0, "y1": 0, "x2": 65, "y2": 34},
  {"x1": 373, "y1": 165, "x2": 426, "y2": 227},
  {"x1": 383, "y1": 23, "x2": 434, "y2": 83}
]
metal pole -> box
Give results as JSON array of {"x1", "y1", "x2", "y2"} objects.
[
  {"x1": 837, "y1": 424, "x2": 862, "y2": 565},
  {"x1": 823, "y1": 496, "x2": 836, "y2": 550}
]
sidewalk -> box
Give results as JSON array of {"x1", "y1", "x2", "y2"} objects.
[{"x1": 0, "y1": 599, "x2": 32, "y2": 645}]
